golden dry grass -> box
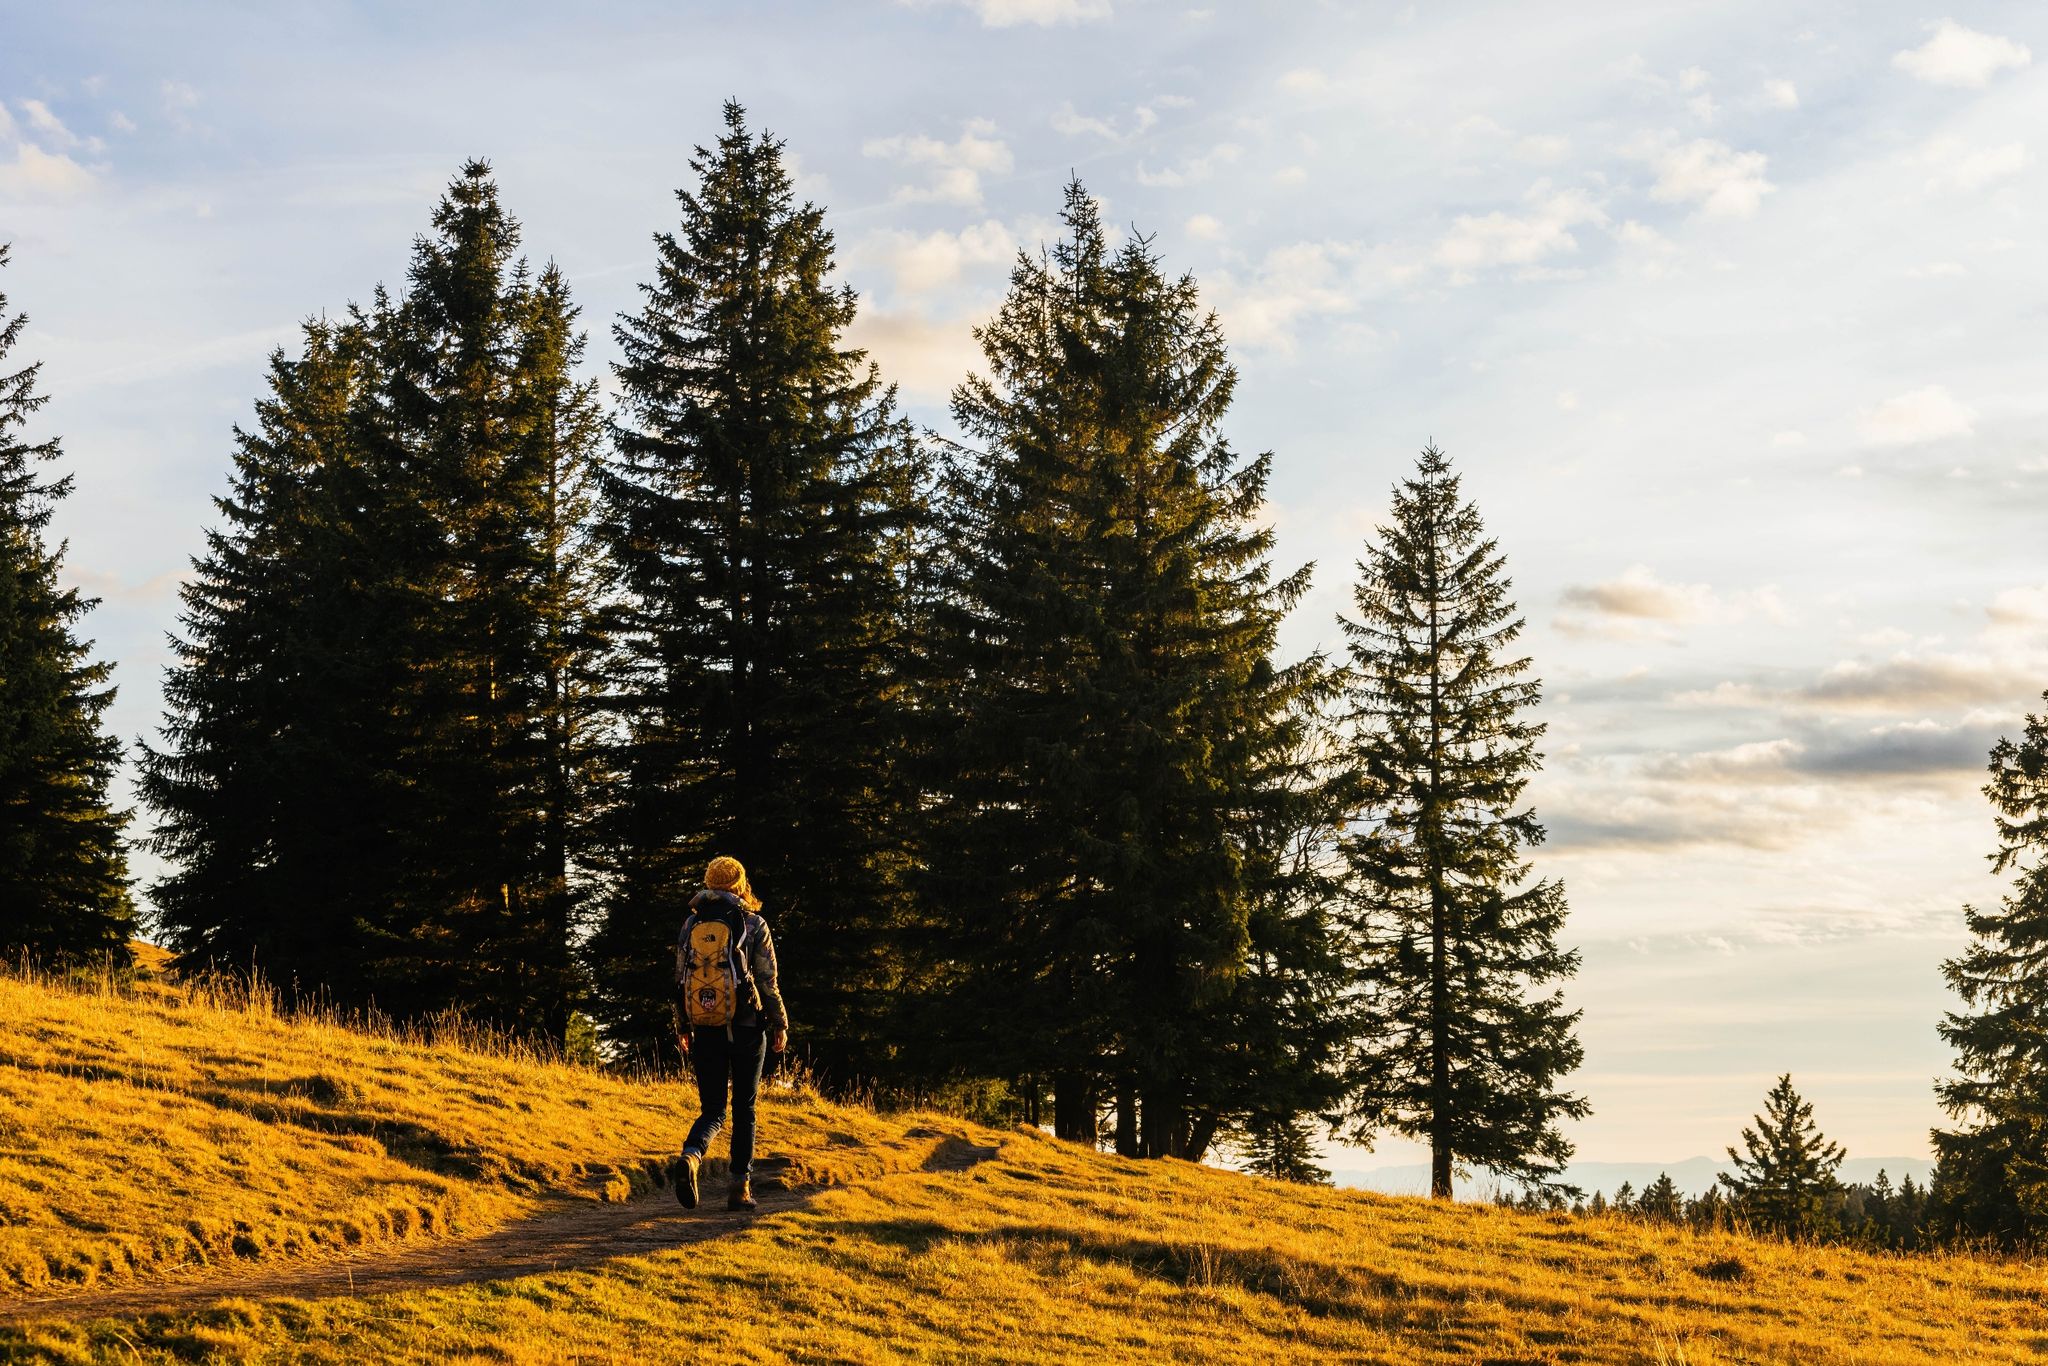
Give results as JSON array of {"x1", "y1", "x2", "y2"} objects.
[{"x1": 1, "y1": 963, "x2": 2045, "y2": 1363}]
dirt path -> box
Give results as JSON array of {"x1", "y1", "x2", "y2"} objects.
[{"x1": 0, "y1": 1138, "x2": 998, "y2": 1325}]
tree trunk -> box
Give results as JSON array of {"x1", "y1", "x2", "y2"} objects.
[
  {"x1": 1053, "y1": 1072, "x2": 1098, "y2": 1146},
  {"x1": 1115, "y1": 1076, "x2": 1139, "y2": 1157}
]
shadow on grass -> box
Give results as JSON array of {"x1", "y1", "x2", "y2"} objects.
[{"x1": 0, "y1": 1160, "x2": 816, "y2": 1327}]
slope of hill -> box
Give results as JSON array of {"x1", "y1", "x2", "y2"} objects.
[{"x1": 0, "y1": 965, "x2": 2042, "y2": 1364}]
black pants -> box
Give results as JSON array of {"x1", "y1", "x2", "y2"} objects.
[{"x1": 682, "y1": 1024, "x2": 767, "y2": 1178}]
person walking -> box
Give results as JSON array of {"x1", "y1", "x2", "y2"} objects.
[{"x1": 673, "y1": 855, "x2": 789, "y2": 1212}]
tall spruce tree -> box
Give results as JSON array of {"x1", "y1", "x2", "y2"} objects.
[
  {"x1": 1930, "y1": 695, "x2": 2048, "y2": 1246},
  {"x1": 1339, "y1": 443, "x2": 1586, "y2": 1198},
  {"x1": 141, "y1": 316, "x2": 393, "y2": 992},
  {"x1": 144, "y1": 167, "x2": 606, "y2": 1036},
  {"x1": 1718, "y1": 1073, "x2": 1845, "y2": 1237},
  {"x1": 586, "y1": 103, "x2": 927, "y2": 1074},
  {"x1": 0, "y1": 245, "x2": 134, "y2": 960},
  {"x1": 927, "y1": 180, "x2": 1327, "y2": 1159}
]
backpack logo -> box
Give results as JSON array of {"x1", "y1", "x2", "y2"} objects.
[{"x1": 680, "y1": 905, "x2": 757, "y2": 1029}]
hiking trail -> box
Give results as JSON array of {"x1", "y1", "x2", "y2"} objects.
[{"x1": 0, "y1": 1134, "x2": 999, "y2": 1324}]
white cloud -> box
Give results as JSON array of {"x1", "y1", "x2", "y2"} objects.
[
  {"x1": 907, "y1": 0, "x2": 1110, "y2": 26},
  {"x1": 1859, "y1": 385, "x2": 1974, "y2": 445},
  {"x1": 1184, "y1": 212, "x2": 1224, "y2": 241},
  {"x1": 1278, "y1": 68, "x2": 1328, "y2": 94},
  {"x1": 1687, "y1": 94, "x2": 1719, "y2": 123},
  {"x1": 1640, "y1": 137, "x2": 1774, "y2": 218},
  {"x1": 1919, "y1": 139, "x2": 2028, "y2": 193},
  {"x1": 1556, "y1": 389, "x2": 1580, "y2": 411},
  {"x1": 1051, "y1": 102, "x2": 1116, "y2": 139},
  {"x1": 869, "y1": 219, "x2": 1016, "y2": 297},
  {"x1": 108, "y1": 110, "x2": 136, "y2": 134},
  {"x1": 1763, "y1": 79, "x2": 1800, "y2": 110},
  {"x1": 1893, "y1": 20, "x2": 2030, "y2": 88},
  {"x1": 1519, "y1": 133, "x2": 1571, "y2": 164},
  {"x1": 0, "y1": 141, "x2": 96, "y2": 197},
  {"x1": 844, "y1": 308, "x2": 983, "y2": 403},
  {"x1": 1986, "y1": 583, "x2": 2048, "y2": 629},
  {"x1": 863, "y1": 119, "x2": 1013, "y2": 206},
  {"x1": 1770, "y1": 430, "x2": 1806, "y2": 448},
  {"x1": 1556, "y1": 564, "x2": 1790, "y2": 641},
  {"x1": 1433, "y1": 186, "x2": 1606, "y2": 276},
  {"x1": 1207, "y1": 240, "x2": 1382, "y2": 353},
  {"x1": 1135, "y1": 141, "x2": 1240, "y2": 188},
  {"x1": 19, "y1": 99, "x2": 75, "y2": 146},
  {"x1": 1271, "y1": 164, "x2": 1308, "y2": 186}
]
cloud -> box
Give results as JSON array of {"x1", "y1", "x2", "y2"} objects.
[
  {"x1": 159, "y1": 79, "x2": 200, "y2": 131},
  {"x1": 844, "y1": 308, "x2": 983, "y2": 404},
  {"x1": 905, "y1": 0, "x2": 1110, "y2": 26},
  {"x1": 1859, "y1": 385, "x2": 1974, "y2": 445},
  {"x1": 1639, "y1": 137, "x2": 1774, "y2": 218},
  {"x1": 1543, "y1": 778, "x2": 1827, "y2": 853},
  {"x1": 1048, "y1": 101, "x2": 1163, "y2": 141},
  {"x1": 19, "y1": 99, "x2": 75, "y2": 146},
  {"x1": 863, "y1": 119, "x2": 1013, "y2": 206},
  {"x1": 1919, "y1": 139, "x2": 2028, "y2": 192},
  {"x1": 1051, "y1": 102, "x2": 1117, "y2": 140},
  {"x1": 109, "y1": 110, "x2": 136, "y2": 134},
  {"x1": 1987, "y1": 584, "x2": 2048, "y2": 628},
  {"x1": 1645, "y1": 722, "x2": 1999, "y2": 784},
  {"x1": 1135, "y1": 141, "x2": 1241, "y2": 188},
  {"x1": 1893, "y1": 20, "x2": 2030, "y2": 88},
  {"x1": 1184, "y1": 212, "x2": 1223, "y2": 241},
  {"x1": 1763, "y1": 79, "x2": 1799, "y2": 110},
  {"x1": 1433, "y1": 186, "x2": 1607, "y2": 276},
  {"x1": 0, "y1": 141, "x2": 96, "y2": 197},
  {"x1": 1206, "y1": 240, "x2": 1385, "y2": 353},
  {"x1": 1556, "y1": 566, "x2": 1789, "y2": 643},
  {"x1": 1801, "y1": 653, "x2": 2037, "y2": 710},
  {"x1": 867, "y1": 219, "x2": 1016, "y2": 297},
  {"x1": 1278, "y1": 68, "x2": 1329, "y2": 95}
]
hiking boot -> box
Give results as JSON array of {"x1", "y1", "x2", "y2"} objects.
[
  {"x1": 675, "y1": 1154, "x2": 701, "y2": 1209},
  {"x1": 726, "y1": 1177, "x2": 756, "y2": 1212}
]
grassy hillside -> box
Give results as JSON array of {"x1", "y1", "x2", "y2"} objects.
[{"x1": 0, "y1": 965, "x2": 2043, "y2": 1364}]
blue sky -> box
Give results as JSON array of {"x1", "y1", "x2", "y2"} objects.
[{"x1": 6, "y1": 0, "x2": 2047, "y2": 1172}]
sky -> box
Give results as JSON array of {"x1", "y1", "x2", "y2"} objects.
[{"x1": 4, "y1": 0, "x2": 2046, "y2": 1174}]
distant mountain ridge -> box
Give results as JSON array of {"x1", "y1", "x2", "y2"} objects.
[{"x1": 1334, "y1": 1156, "x2": 1938, "y2": 1200}]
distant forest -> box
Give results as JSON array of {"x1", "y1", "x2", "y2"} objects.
[{"x1": 4, "y1": 103, "x2": 2046, "y2": 1247}]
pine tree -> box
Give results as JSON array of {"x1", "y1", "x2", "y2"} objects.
[
  {"x1": 1639, "y1": 1172, "x2": 1683, "y2": 1222},
  {"x1": 145, "y1": 167, "x2": 606, "y2": 1036},
  {"x1": 926, "y1": 178, "x2": 1325, "y2": 1158},
  {"x1": 1338, "y1": 443, "x2": 1586, "y2": 1198},
  {"x1": 141, "y1": 316, "x2": 392, "y2": 992},
  {"x1": 586, "y1": 103, "x2": 927, "y2": 1073},
  {"x1": 1240, "y1": 1116, "x2": 1332, "y2": 1185},
  {"x1": 0, "y1": 244, "x2": 134, "y2": 960},
  {"x1": 1718, "y1": 1073, "x2": 1845, "y2": 1237},
  {"x1": 1931, "y1": 695, "x2": 2048, "y2": 1246}
]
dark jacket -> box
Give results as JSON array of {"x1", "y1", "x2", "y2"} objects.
[{"x1": 676, "y1": 889, "x2": 790, "y2": 1033}]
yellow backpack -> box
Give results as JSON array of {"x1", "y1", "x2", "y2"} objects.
[{"x1": 679, "y1": 901, "x2": 758, "y2": 1029}]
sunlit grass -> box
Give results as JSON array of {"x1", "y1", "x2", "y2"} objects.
[{"x1": 1, "y1": 961, "x2": 2044, "y2": 1363}]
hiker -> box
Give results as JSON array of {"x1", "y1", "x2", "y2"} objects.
[{"x1": 673, "y1": 855, "x2": 789, "y2": 1213}]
